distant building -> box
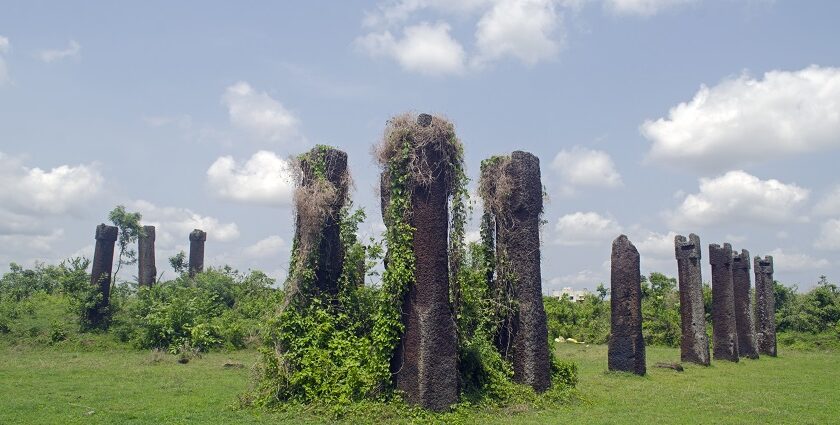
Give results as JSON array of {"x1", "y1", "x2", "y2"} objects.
[{"x1": 551, "y1": 287, "x2": 590, "y2": 303}]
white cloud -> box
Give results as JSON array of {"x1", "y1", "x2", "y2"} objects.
[
  {"x1": 0, "y1": 35, "x2": 10, "y2": 86},
  {"x1": 362, "y1": 0, "x2": 491, "y2": 28},
  {"x1": 356, "y1": 22, "x2": 466, "y2": 76},
  {"x1": 206, "y1": 150, "x2": 295, "y2": 206},
  {"x1": 634, "y1": 230, "x2": 678, "y2": 259},
  {"x1": 554, "y1": 211, "x2": 622, "y2": 246},
  {"x1": 666, "y1": 170, "x2": 809, "y2": 227},
  {"x1": 548, "y1": 269, "x2": 604, "y2": 289},
  {"x1": 130, "y1": 200, "x2": 240, "y2": 248},
  {"x1": 767, "y1": 248, "x2": 830, "y2": 271},
  {"x1": 814, "y1": 185, "x2": 840, "y2": 216},
  {"x1": 222, "y1": 81, "x2": 303, "y2": 144},
  {"x1": 472, "y1": 0, "x2": 563, "y2": 67},
  {"x1": 604, "y1": 0, "x2": 695, "y2": 16},
  {"x1": 643, "y1": 66, "x2": 840, "y2": 171},
  {"x1": 0, "y1": 152, "x2": 103, "y2": 216},
  {"x1": 0, "y1": 36, "x2": 8, "y2": 53},
  {"x1": 0, "y1": 229, "x2": 64, "y2": 253},
  {"x1": 244, "y1": 235, "x2": 288, "y2": 259},
  {"x1": 551, "y1": 146, "x2": 622, "y2": 190},
  {"x1": 38, "y1": 40, "x2": 81, "y2": 63},
  {"x1": 814, "y1": 219, "x2": 840, "y2": 251}
]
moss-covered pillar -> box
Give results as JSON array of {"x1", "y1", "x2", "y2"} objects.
[
  {"x1": 188, "y1": 229, "x2": 206, "y2": 277},
  {"x1": 754, "y1": 255, "x2": 777, "y2": 356},
  {"x1": 732, "y1": 249, "x2": 758, "y2": 359},
  {"x1": 710, "y1": 243, "x2": 739, "y2": 362},
  {"x1": 675, "y1": 233, "x2": 710, "y2": 366},
  {"x1": 609, "y1": 235, "x2": 646, "y2": 375},
  {"x1": 138, "y1": 225, "x2": 156, "y2": 287},
  {"x1": 87, "y1": 223, "x2": 118, "y2": 327},
  {"x1": 380, "y1": 113, "x2": 458, "y2": 412}
]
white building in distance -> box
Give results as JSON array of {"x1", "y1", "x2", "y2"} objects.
[{"x1": 551, "y1": 287, "x2": 590, "y2": 303}]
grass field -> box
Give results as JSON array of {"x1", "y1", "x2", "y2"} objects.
[{"x1": 1, "y1": 341, "x2": 838, "y2": 424}]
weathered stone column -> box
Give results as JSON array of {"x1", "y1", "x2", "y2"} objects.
[
  {"x1": 87, "y1": 223, "x2": 118, "y2": 328},
  {"x1": 188, "y1": 229, "x2": 206, "y2": 277},
  {"x1": 675, "y1": 234, "x2": 710, "y2": 366},
  {"x1": 383, "y1": 113, "x2": 458, "y2": 411},
  {"x1": 501, "y1": 151, "x2": 551, "y2": 391},
  {"x1": 710, "y1": 243, "x2": 739, "y2": 362},
  {"x1": 754, "y1": 255, "x2": 777, "y2": 356},
  {"x1": 138, "y1": 225, "x2": 156, "y2": 287},
  {"x1": 732, "y1": 249, "x2": 758, "y2": 359},
  {"x1": 609, "y1": 235, "x2": 646, "y2": 375}
]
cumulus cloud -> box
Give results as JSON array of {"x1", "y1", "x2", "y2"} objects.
[
  {"x1": 814, "y1": 219, "x2": 840, "y2": 250},
  {"x1": 472, "y1": 0, "x2": 563, "y2": 67},
  {"x1": 666, "y1": 170, "x2": 809, "y2": 227},
  {"x1": 0, "y1": 152, "x2": 103, "y2": 216},
  {"x1": 551, "y1": 146, "x2": 622, "y2": 191},
  {"x1": 243, "y1": 235, "x2": 288, "y2": 259},
  {"x1": 548, "y1": 269, "x2": 605, "y2": 289},
  {"x1": 814, "y1": 185, "x2": 840, "y2": 216},
  {"x1": 767, "y1": 248, "x2": 830, "y2": 271},
  {"x1": 0, "y1": 229, "x2": 64, "y2": 253},
  {"x1": 206, "y1": 150, "x2": 295, "y2": 206},
  {"x1": 356, "y1": 22, "x2": 466, "y2": 76},
  {"x1": 38, "y1": 40, "x2": 81, "y2": 63},
  {"x1": 130, "y1": 200, "x2": 240, "y2": 248},
  {"x1": 643, "y1": 66, "x2": 840, "y2": 171},
  {"x1": 604, "y1": 0, "x2": 696, "y2": 16},
  {"x1": 554, "y1": 211, "x2": 622, "y2": 246},
  {"x1": 222, "y1": 81, "x2": 303, "y2": 144}
]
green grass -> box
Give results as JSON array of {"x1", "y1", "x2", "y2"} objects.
[{"x1": 1, "y1": 341, "x2": 838, "y2": 424}]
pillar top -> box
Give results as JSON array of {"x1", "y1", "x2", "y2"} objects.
[
  {"x1": 754, "y1": 255, "x2": 774, "y2": 274},
  {"x1": 189, "y1": 229, "x2": 207, "y2": 242},
  {"x1": 709, "y1": 243, "x2": 732, "y2": 266},
  {"x1": 142, "y1": 225, "x2": 156, "y2": 240},
  {"x1": 95, "y1": 223, "x2": 118, "y2": 241},
  {"x1": 675, "y1": 233, "x2": 701, "y2": 260},
  {"x1": 732, "y1": 249, "x2": 751, "y2": 270},
  {"x1": 613, "y1": 234, "x2": 639, "y2": 255}
]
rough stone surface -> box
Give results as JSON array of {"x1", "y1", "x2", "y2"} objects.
[
  {"x1": 754, "y1": 255, "x2": 777, "y2": 357},
  {"x1": 491, "y1": 151, "x2": 551, "y2": 391},
  {"x1": 732, "y1": 249, "x2": 759, "y2": 359},
  {"x1": 609, "y1": 235, "x2": 646, "y2": 375},
  {"x1": 188, "y1": 229, "x2": 206, "y2": 277},
  {"x1": 674, "y1": 233, "x2": 710, "y2": 366},
  {"x1": 87, "y1": 224, "x2": 118, "y2": 327},
  {"x1": 138, "y1": 225, "x2": 156, "y2": 287},
  {"x1": 710, "y1": 243, "x2": 739, "y2": 362},
  {"x1": 296, "y1": 147, "x2": 348, "y2": 297},
  {"x1": 388, "y1": 113, "x2": 458, "y2": 412}
]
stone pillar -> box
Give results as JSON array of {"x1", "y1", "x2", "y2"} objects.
[
  {"x1": 732, "y1": 249, "x2": 758, "y2": 359},
  {"x1": 675, "y1": 234, "x2": 710, "y2": 366},
  {"x1": 501, "y1": 151, "x2": 551, "y2": 392},
  {"x1": 188, "y1": 229, "x2": 206, "y2": 277},
  {"x1": 87, "y1": 223, "x2": 118, "y2": 328},
  {"x1": 609, "y1": 235, "x2": 646, "y2": 375},
  {"x1": 710, "y1": 243, "x2": 739, "y2": 362},
  {"x1": 754, "y1": 255, "x2": 777, "y2": 356},
  {"x1": 138, "y1": 225, "x2": 156, "y2": 287},
  {"x1": 387, "y1": 113, "x2": 458, "y2": 411}
]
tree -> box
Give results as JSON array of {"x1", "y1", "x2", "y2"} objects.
[
  {"x1": 108, "y1": 205, "x2": 144, "y2": 283},
  {"x1": 169, "y1": 251, "x2": 188, "y2": 274}
]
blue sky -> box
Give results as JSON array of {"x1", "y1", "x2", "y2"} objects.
[{"x1": 1, "y1": 0, "x2": 839, "y2": 291}]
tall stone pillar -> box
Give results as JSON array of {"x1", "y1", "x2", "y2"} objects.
[
  {"x1": 609, "y1": 235, "x2": 646, "y2": 375},
  {"x1": 188, "y1": 229, "x2": 206, "y2": 277},
  {"x1": 732, "y1": 249, "x2": 758, "y2": 359},
  {"x1": 500, "y1": 151, "x2": 551, "y2": 392},
  {"x1": 385, "y1": 113, "x2": 458, "y2": 411},
  {"x1": 675, "y1": 234, "x2": 710, "y2": 365},
  {"x1": 754, "y1": 255, "x2": 777, "y2": 356},
  {"x1": 138, "y1": 225, "x2": 156, "y2": 287},
  {"x1": 710, "y1": 243, "x2": 739, "y2": 362},
  {"x1": 87, "y1": 223, "x2": 118, "y2": 328}
]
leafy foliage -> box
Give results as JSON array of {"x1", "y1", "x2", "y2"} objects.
[{"x1": 107, "y1": 205, "x2": 144, "y2": 281}]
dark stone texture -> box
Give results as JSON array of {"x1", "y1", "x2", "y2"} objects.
[
  {"x1": 138, "y1": 225, "x2": 156, "y2": 287},
  {"x1": 754, "y1": 255, "x2": 777, "y2": 356},
  {"x1": 732, "y1": 249, "x2": 759, "y2": 359},
  {"x1": 87, "y1": 224, "x2": 118, "y2": 327},
  {"x1": 710, "y1": 243, "x2": 739, "y2": 362},
  {"x1": 296, "y1": 147, "x2": 348, "y2": 296},
  {"x1": 675, "y1": 234, "x2": 710, "y2": 366},
  {"x1": 188, "y1": 229, "x2": 206, "y2": 277},
  {"x1": 609, "y1": 235, "x2": 646, "y2": 375},
  {"x1": 389, "y1": 113, "x2": 458, "y2": 412}
]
